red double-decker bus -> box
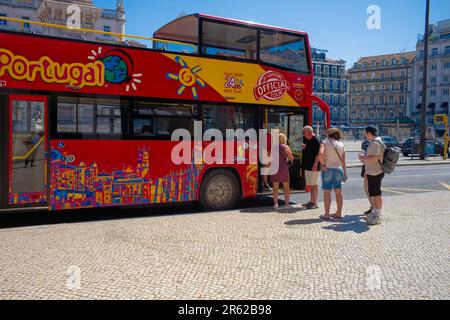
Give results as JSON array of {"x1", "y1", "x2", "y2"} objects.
[{"x1": 0, "y1": 13, "x2": 330, "y2": 213}]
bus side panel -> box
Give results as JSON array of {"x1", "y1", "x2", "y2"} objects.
[
  {"x1": 49, "y1": 140, "x2": 202, "y2": 211},
  {"x1": 196, "y1": 163, "x2": 258, "y2": 201},
  {"x1": 196, "y1": 140, "x2": 258, "y2": 200}
]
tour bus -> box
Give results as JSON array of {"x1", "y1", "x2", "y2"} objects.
[{"x1": 0, "y1": 13, "x2": 330, "y2": 213}]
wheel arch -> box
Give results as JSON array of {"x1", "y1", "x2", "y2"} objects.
[{"x1": 197, "y1": 166, "x2": 243, "y2": 202}]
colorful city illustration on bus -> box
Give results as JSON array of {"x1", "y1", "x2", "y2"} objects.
[{"x1": 49, "y1": 142, "x2": 202, "y2": 210}]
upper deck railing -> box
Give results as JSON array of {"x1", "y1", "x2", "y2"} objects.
[{"x1": 0, "y1": 16, "x2": 198, "y2": 54}]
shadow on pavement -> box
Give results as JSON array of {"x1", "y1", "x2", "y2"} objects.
[
  {"x1": 239, "y1": 197, "x2": 306, "y2": 214},
  {"x1": 321, "y1": 215, "x2": 370, "y2": 234},
  {"x1": 285, "y1": 218, "x2": 322, "y2": 226},
  {"x1": 0, "y1": 204, "x2": 198, "y2": 230},
  {"x1": 284, "y1": 215, "x2": 370, "y2": 233},
  {"x1": 0, "y1": 197, "x2": 277, "y2": 230}
]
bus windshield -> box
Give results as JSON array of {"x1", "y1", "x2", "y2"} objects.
[{"x1": 260, "y1": 30, "x2": 309, "y2": 73}]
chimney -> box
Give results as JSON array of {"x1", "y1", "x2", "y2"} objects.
[{"x1": 116, "y1": 0, "x2": 125, "y2": 40}]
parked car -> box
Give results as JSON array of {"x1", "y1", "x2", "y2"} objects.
[
  {"x1": 401, "y1": 138, "x2": 415, "y2": 156},
  {"x1": 361, "y1": 136, "x2": 400, "y2": 151},
  {"x1": 380, "y1": 136, "x2": 400, "y2": 148},
  {"x1": 402, "y1": 138, "x2": 450, "y2": 157}
]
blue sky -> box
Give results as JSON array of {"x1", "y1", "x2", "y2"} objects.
[{"x1": 94, "y1": 0, "x2": 450, "y2": 66}]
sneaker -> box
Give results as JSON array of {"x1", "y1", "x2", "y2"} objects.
[
  {"x1": 273, "y1": 203, "x2": 279, "y2": 210},
  {"x1": 364, "y1": 209, "x2": 373, "y2": 215},
  {"x1": 302, "y1": 202, "x2": 312, "y2": 207},
  {"x1": 367, "y1": 211, "x2": 382, "y2": 226},
  {"x1": 306, "y1": 202, "x2": 319, "y2": 210},
  {"x1": 264, "y1": 185, "x2": 273, "y2": 192},
  {"x1": 283, "y1": 205, "x2": 294, "y2": 210}
]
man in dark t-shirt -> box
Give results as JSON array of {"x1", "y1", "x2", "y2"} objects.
[{"x1": 301, "y1": 126, "x2": 322, "y2": 209}]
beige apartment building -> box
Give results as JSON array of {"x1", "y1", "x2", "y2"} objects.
[
  {"x1": 348, "y1": 52, "x2": 416, "y2": 139},
  {"x1": 0, "y1": 0, "x2": 126, "y2": 43}
]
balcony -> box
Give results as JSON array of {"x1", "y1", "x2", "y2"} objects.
[
  {"x1": 349, "y1": 117, "x2": 406, "y2": 124},
  {"x1": 314, "y1": 88, "x2": 347, "y2": 94},
  {"x1": 350, "y1": 103, "x2": 406, "y2": 107},
  {"x1": 350, "y1": 76, "x2": 409, "y2": 84},
  {"x1": 314, "y1": 73, "x2": 346, "y2": 80},
  {"x1": 415, "y1": 51, "x2": 450, "y2": 60},
  {"x1": 349, "y1": 63, "x2": 411, "y2": 73},
  {"x1": 350, "y1": 90, "x2": 410, "y2": 95}
]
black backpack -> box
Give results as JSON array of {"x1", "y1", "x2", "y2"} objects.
[{"x1": 373, "y1": 140, "x2": 401, "y2": 174}]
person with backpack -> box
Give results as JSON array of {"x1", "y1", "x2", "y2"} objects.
[{"x1": 358, "y1": 127, "x2": 386, "y2": 226}]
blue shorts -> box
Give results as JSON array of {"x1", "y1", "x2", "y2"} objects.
[{"x1": 322, "y1": 168, "x2": 344, "y2": 190}]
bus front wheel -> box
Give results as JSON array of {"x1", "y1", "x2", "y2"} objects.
[{"x1": 199, "y1": 170, "x2": 240, "y2": 211}]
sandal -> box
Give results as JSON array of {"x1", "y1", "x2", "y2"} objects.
[
  {"x1": 331, "y1": 214, "x2": 342, "y2": 220},
  {"x1": 320, "y1": 215, "x2": 331, "y2": 221}
]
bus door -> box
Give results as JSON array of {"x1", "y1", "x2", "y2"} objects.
[
  {"x1": 8, "y1": 95, "x2": 48, "y2": 208},
  {"x1": 262, "y1": 108, "x2": 305, "y2": 191}
]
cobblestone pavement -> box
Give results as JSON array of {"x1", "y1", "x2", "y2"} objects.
[{"x1": 0, "y1": 191, "x2": 449, "y2": 300}]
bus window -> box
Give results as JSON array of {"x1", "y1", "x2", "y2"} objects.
[
  {"x1": 133, "y1": 102, "x2": 197, "y2": 138},
  {"x1": 202, "y1": 20, "x2": 257, "y2": 60},
  {"x1": 134, "y1": 118, "x2": 156, "y2": 136},
  {"x1": 12, "y1": 100, "x2": 29, "y2": 133},
  {"x1": 260, "y1": 30, "x2": 309, "y2": 73},
  {"x1": 202, "y1": 105, "x2": 256, "y2": 139},
  {"x1": 96, "y1": 100, "x2": 125, "y2": 134},
  {"x1": 56, "y1": 97, "x2": 128, "y2": 135},
  {"x1": 57, "y1": 100, "x2": 77, "y2": 133},
  {"x1": 78, "y1": 100, "x2": 94, "y2": 134}
]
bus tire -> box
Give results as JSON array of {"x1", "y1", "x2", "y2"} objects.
[{"x1": 199, "y1": 169, "x2": 240, "y2": 211}]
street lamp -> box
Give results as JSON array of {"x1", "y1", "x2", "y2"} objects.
[{"x1": 420, "y1": 0, "x2": 430, "y2": 160}]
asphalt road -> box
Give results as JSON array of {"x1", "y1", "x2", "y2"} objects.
[
  {"x1": 291, "y1": 163, "x2": 450, "y2": 203},
  {"x1": 1, "y1": 164, "x2": 449, "y2": 229}
]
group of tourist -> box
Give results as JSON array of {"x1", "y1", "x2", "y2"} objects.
[{"x1": 266, "y1": 126, "x2": 385, "y2": 226}]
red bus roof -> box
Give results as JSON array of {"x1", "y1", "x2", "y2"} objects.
[{"x1": 153, "y1": 13, "x2": 308, "y2": 43}]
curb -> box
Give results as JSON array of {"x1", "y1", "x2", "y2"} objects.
[{"x1": 347, "y1": 161, "x2": 450, "y2": 169}]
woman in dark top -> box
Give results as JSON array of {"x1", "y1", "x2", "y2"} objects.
[{"x1": 272, "y1": 133, "x2": 294, "y2": 209}]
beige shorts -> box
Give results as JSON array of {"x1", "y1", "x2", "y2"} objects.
[{"x1": 305, "y1": 170, "x2": 320, "y2": 186}]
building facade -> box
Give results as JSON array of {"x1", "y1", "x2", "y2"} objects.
[
  {"x1": 0, "y1": 0, "x2": 125, "y2": 43},
  {"x1": 411, "y1": 19, "x2": 450, "y2": 137},
  {"x1": 311, "y1": 49, "x2": 349, "y2": 127},
  {"x1": 348, "y1": 52, "x2": 416, "y2": 139}
]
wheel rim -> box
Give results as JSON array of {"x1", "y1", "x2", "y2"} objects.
[{"x1": 206, "y1": 175, "x2": 233, "y2": 207}]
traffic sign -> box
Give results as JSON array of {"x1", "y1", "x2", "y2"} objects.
[{"x1": 434, "y1": 114, "x2": 448, "y2": 125}]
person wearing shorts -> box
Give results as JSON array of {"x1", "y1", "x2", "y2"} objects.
[
  {"x1": 359, "y1": 127, "x2": 385, "y2": 226},
  {"x1": 318, "y1": 128, "x2": 347, "y2": 221},
  {"x1": 301, "y1": 126, "x2": 322, "y2": 210}
]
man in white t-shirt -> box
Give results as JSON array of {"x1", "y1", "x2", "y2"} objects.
[{"x1": 359, "y1": 127, "x2": 385, "y2": 226}]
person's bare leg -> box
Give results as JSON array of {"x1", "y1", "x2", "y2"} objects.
[
  {"x1": 273, "y1": 183, "x2": 279, "y2": 207},
  {"x1": 334, "y1": 189, "x2": 344, "y2": 218},
  {"x1": 283, "y1": 182, "x2": 290, "y2": 206},
  {"x1": 373, "y1": 196, "x2": 382, "y2": 211},
  {"x1": 323, "y1": 190, "x2": 332, "y2": 217},
  {"x1": 311, "y1": 185, "x2": 319, "y2": 204},
  {"x1": 368, "y1": 196, "x2": 383, "y2": 225}
]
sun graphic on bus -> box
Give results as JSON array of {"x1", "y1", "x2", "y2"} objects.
[
  {"x1": 88, "y1": 47, "x2": 143, "y2": 92},
  {"x1": 166, "y1": 56, "x2": 206, "y2": 99}
]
